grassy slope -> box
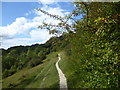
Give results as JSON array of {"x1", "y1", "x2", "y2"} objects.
[
  {"x1": 2, "y1": 50, "x2": 74, "y2": 88},
  {"x1": 59, "y1": 51, "x2": 78, "y2": 88},
  {"x1": 2, "y1": 52, "x2": 59, "y2": 88}
]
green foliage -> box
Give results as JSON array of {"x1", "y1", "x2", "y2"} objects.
[
  {"x1": 66, "y1": 2, "x2": 120, "y2": 88},
  {"x1": 2, "y1": 1, "x2": 120, "y2": 88},
  {"x1": 2, "y1": 43, "x2": 49, "y2": 78},
  {"x1": 39, "y1": 1, "x2": 119, "y2": 88}
]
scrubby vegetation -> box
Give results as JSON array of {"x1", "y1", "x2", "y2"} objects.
[
  {"x1": 2, "y1": 1, "x2": 120, "y2": 88},
  {"x1": 62, "y1": 2, "x2": 120, "y2": 88}
]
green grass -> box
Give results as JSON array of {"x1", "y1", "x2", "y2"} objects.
[
  {"x1": 2, "y1": 52, "x2": 59, "y2": 88},
  {"x1": 59, "y1": 51, "x2": 78, "y2": 88}
]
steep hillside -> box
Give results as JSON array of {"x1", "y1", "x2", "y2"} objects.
[
  {"x1": 2, "y1": 52, "x2": 59, "y2": 88},
  {"x1": 1, "y1": 34, "x2": 70, "y2": 79},
  {"x1": 2, "y1": 2, "x2": 120, "y2": 89}
]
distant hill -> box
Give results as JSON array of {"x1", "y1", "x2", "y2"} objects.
[{"x1": 1, "y1": 33, "x2": 71, "y2": 79}]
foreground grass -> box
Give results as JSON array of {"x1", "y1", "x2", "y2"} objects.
[{"x1": 2, "y1": 52, "x2": 59, "y2": 88}]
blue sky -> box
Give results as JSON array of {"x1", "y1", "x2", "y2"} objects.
[
  {"x1": 0, "y1": 1, "x2": 75, "y2": 49},
  {"x1": 2, "y1": 2, "x2": 40, "y2": 26},
  {"x1": 2, "y1": 2, "x2": 74, "y2": 26}
]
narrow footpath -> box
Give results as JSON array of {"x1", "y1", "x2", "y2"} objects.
[{"x1": 55, "y1": 54, "x2": 68, "y2": 89}]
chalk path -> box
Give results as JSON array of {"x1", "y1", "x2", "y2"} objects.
[{"x1": 55, "y1": 54, "x2": 68, "y2": 89}]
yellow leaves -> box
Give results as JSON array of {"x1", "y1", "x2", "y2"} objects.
[
  {"x1": 94, "y1": 17, "x2": 103, "y2": 23},
  {"x1": 94, "y1": 16, "x2": 117, "y2": 24},
  {"x1": 95, "y1": 28, "x2": 102, "y2": 36}
]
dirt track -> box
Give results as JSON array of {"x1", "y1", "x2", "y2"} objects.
[{"x1": 55, "y1": 54, "x2": 68, "y2": 89}]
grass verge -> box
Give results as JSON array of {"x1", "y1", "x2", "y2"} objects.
[{"x1": 59, "y1": 51, "x2": 78, "y2": 88}]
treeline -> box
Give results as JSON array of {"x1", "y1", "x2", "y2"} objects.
[{"x1": 2, "y1": 35, "x2": 69, "y2": 79}]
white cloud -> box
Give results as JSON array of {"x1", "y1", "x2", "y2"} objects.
[
  {"x1": 30, "y1": 29, "x2": 52, "y2": 41},
  {"x1": 38, "y1": 0, "x2": 73, "y2": 5},
  {"x1": 1, "y1": 30, "x2": 51, "y2": 49},
  {"x1": 0, "y1": 38, "x2": 30, "y2": 49},
  {"x1": 0, "y1": 4, "x2": 70, "y2": 49},
  {"x1": 38, "y1": 0, "x2": 56, "y2": 5},
  {"x1": 0, "y1": 17, "x2": 28, "y2": 39},
  {"x1": 24, "y1": 10, "x2": 34, "y2": 16}
]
